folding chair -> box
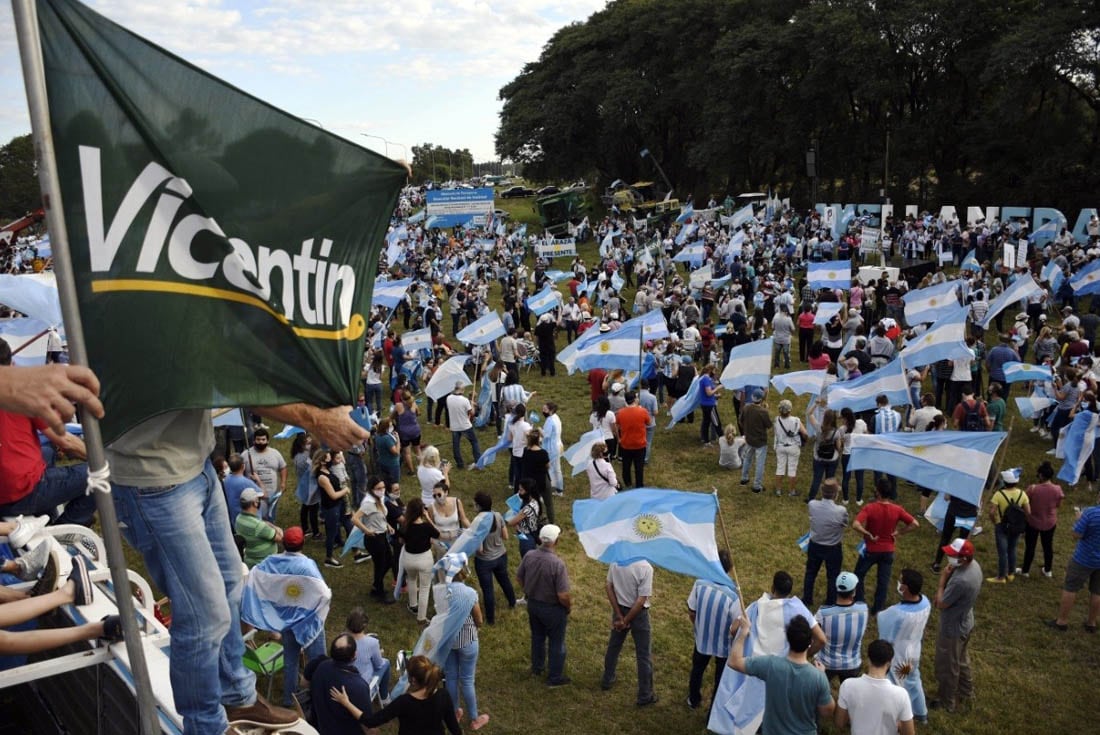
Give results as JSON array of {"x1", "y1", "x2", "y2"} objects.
[{"x1": 242, "y1": 633, "x2": 284, "y2": 701}]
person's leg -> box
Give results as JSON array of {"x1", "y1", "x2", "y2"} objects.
[
  {"x1": 0, "y1": 582, "x2": 79, "y2": 628},
  {"x1": 601, "y1": 618, "x2": 628, "y2": 688},
  {"x1": 452, "y1": 430, "x2": 465, "y2": 470},
  {"x1": 402, "y1": 548, "x2": 419, "y2": 612},
  {"x1": 4, "y1": 464, "x2": 96, "y2": 526},
  {"x1": 688, "y1": 649, "x2": 710, "y2": 708},
  {"x1": 841, "y1": 454, "x2": 851, "y2": 502},
  {"x1": 281, "y1": 628, "x2": 301, "y2": 707},
  {"x1": 802, "y1": 545, "x2": 825, "y2": 607},
  {"x1": 824, "y1": 543, "x2": 843, "y2": 607},
  {"x1": 1041, "y1": 527, "x2": 1056, "y2": 574},
  {"x1": 112, "y1": 463, "x2": 257, "y2": 734},
  {"x1": 444, "y1": 648, "x2": 460, "y2": 714},
  {"x1": 457, "y1": 639, "x2": 480, "y2": 718},
  {"x1": 632, "y1": 609, "x2": 653, "y2": 702},
  {"x1": 1007, "y1": 532, "x2": 1021, "y2": 576},
  {"x1": 545, "y1": 605, "x2": 568, "y2": 683},
  {"x1": 376, "y1": 657, "x2": 392, "y2": 700},
  {"x1": 633, "y1": 449, "x2": 645, "y2": 488},
  {"x1": 853, "y1": 552, "x2": 874, "y2": 605},
  {"x1": 414, "y1": 553, "x2": 433, "y2": 622},
  {"x1": 936, "y1": 514, "x2": 958, "y2": 567},
  {"x1": 621, "y1": 451, "x2": 634, "y2": 489},
  {"x1": 528, "y1": 605, "x2": 547, "y2": 674},
  {"x1": 753, "y1": 446, "x2": 768, "y2": 490},
  {"x1": 475, "y1": 557, "x2": 497, "y2": 624},
  {"x1": 994, "y1": 525, "x2": 1009, "y2": 579},
  {"x1": 933, "y1": 632, "x2": 960, "y2": 711},
  {"x1": 492, "y1": 553, "x2": 516, "y2": 608},
  {"x1": 873, "y1": 553, "x2": 894, "y2": 614},
  {"x1": 0, "y1": 618, "x2": 116, "y2": 656},
  {"x1": 956, "y1": 633, "x2": 973, "y2": 701},
  {"x1": 324, "y1": 505, "x2": 341, "y2": 560},
  {"x1": 307, "y1": 504, "x2": 320, "y2": 536},
  {"x1": 807, "y1": 460, "x2": 825, "y2": 501},
  {"x1": 367, "y1": 533, "x2": 391, "y2": 594},
  {"x1": 1023, "y1": 526, "x2": 1039, "y2": 574},
  {"x1": 466, "y1": 429, "x2": 482, "y2": 464}
]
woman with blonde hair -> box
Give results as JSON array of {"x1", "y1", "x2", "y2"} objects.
[
  {"x1": 773, "y1": 400, "x2": 807, "y2": 497},
  {"x1": 718, "y1": 423, "x2": 746, "y2": 470},
  {"x1": 429, "y1": 480, "x2": 469, "y2": 548},
  {"x1": 331, "y1": 653, "x2": 461, "y2": 734},
  {"x1": 417, "y1": 445, "x2": 451, "y2": 506},
  {"x1": 585, "y1": 441, "x2": 620, "y2": 500}
]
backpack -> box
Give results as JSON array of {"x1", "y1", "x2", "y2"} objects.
[
  {"x1": 961, "y1": 400, "x2": 985, "y2": 431},
  {"x1": 998, "y1": 489, "x2": 1028, "y2": 535},
  {"x1": 816, "y1": 430, "x2": 837, "y2": 461}
]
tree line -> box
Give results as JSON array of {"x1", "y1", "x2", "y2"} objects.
[{"x1": 495, "y1": 0, "x2": 1100, "y2": 211}]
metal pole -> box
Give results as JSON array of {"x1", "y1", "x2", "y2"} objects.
[
  {"x1": 10, "y1": 2, "x2": 160, "y2": 733},
  {"x1": 640, "y1": 149, "x2": 674, "y2": 197},
  {"x1": 883, "y1": 114, "x2": 891, "y2": 205},
  {"x1": 360, "y1": 132, "x2": 387, "y2": 156}
]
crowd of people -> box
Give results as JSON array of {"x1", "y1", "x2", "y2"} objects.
[{"x1": 3, "y1": 191, "x2": 1100, "y2": 734}]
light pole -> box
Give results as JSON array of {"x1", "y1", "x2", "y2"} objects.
[
  {"x1": 882, "y1": 112, "x2": 891, "y2": 205},
  {"x1": 300, "y1": 117, "x2": 325, "y2": 129},
  {"x1": 360, "y1": 133, "x2": 388, "y2": 156},
  {"x1": 639, "y1": 148, "x2": 674, "y2": 196}
]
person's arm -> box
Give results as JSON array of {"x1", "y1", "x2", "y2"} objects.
[
  {"x1": 933, "y1": 565, "x2": 955, "y2": 609},
  {"x1": 254, "y1": 403, "x2": 368, "y2": 451},
  {"x1": 456, "y1": 499, "x2": 470, "y2": 528},
  {"x1": 471, "y1": 602, "x2": 484, "y2": 628},
  {"x1": 851, "y1": 518, "x2": 877, "y2": 543},
  {"x1": 898, "y1": 718, "x2": 916, "y2": 735},
  {"x1": 834, "y1": 703, "x2": 850, "y2": 730},
  {"x1": 605, "y1": 579, "x2": 622, "y2": 623},
  {"x1": 809, "y1": 622, "x2": 827, "y2": 656},
  {"x1": 317, "y1": 474, "x2": 344, "y2": 501},
  {"x1": 894, "y1": 516, "x2": 920, "y2": 538},
  {"x1": 725, "y1": 615, "x2": 750, "y2": 673},
  {"x1": 352, "y1": 507, "x2": 369, "y2": 534},
  {"x1": 557, "y1": 589, "x2": 572, "y2": 614},
  {"x1": 278, "y1": 464, "x2": 287, "y2": 493},
  {"x1": 40, "y1": 425, "x2": 87, "y2": 460},
  {"x1": 0, "y1": 364, "x2": 103, "y2": 434}
]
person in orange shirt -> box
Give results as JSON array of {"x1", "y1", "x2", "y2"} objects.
[{"x1": 616, "y1": 391, "x2": 653, "y2": 488}]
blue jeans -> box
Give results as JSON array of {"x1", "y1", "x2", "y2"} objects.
[
  {"x1": 994, "y1": 524, "x2": 1021, "y2": 578},
  {"x1": 854, "y1": 550, "x2": 894, "y2": 614},
  {"x1": 803, "y1": 541, "x2": 843, "y2": 607},
  {"x1": 451, "y1": 428, "x2": 482, "y2": 470},
  {"x1": 527, "y1": 600, "x2": 568, "y2": 682},
  {"x1": 807, "y1": 458, "x2": 838, "y2": 501},
  {"x1": 773, "y1": 342, "x2": 791, "y2": 368},
  {"x1": 365, "y1": 383, "x2": 383, "y2": 415},
  {"x1": 840, "y1": 454, "x2": 864, "y2": 502},
  {"x1": 740, "y1": 445, "x2": 768, "y2": 490},
  {"x1": 474, "y1": 552, "x2": 516, "y2": 623},
  {"x1": 445, "y1": 639, "x2": 481, "y2": 718},
  {"x1": 346, "y1": 453, "x2": 367, "y2": 509},
  {"x1": 518, "y1": 534, "x2": 537, "y2": 558},
  {"x1": 644, "y1": 426, "x2": 655, "y2": 463},
  {"x1": 323, "y1": 504, "x2": 351, "y2": 559},
  {"x1": 282, "y1": 628, "x2": 326, "y2": 706},
  {"x1": 0, "y1": 463, "x2": 96, "y2": 526},
  {"x1": 112, "y1": 460, "x2": 255, "y2": 735}
]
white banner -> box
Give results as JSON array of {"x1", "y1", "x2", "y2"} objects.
[
  {"x1": 535, "y1": 237, "x2": 577, "y2": 259},
  {"x1": 1003, "y1": 242, "x2": 1016, "y2": 270},
  {"x1": 859, "y1": 228, "x2": 880, "y2": 254},
  {"x1": 1017, "y1": 239, "x2": 1029, "y2": 268}
]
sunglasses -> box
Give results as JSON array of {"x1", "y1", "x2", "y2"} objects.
[{"x1": 432, "y1": 494, "x2": 444, "y2": 499}]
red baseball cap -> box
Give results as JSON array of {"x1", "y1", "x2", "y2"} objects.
[
  {"x1": 283, "y1": 526, "x2": 305, "y2": 551},
  {"x1": 942, "y1": 538, "x2": 974, "y2": 559}
]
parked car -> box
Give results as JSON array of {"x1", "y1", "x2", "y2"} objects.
[
  {"x1": 493, "y1": 208, "x2": 511, "y2": 220},
  {"x1": 536, "y1": 185, "x2": 560, "y2": 196},
  {"x1": 500, "y1": 185, "x2": 534, "y2": 199}
]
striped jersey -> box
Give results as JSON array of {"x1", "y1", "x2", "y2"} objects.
[
  {"x1": 814, "y1": 602, "x2": 869, "y2": 670},
  {"x1": 687, "y1": 580, "x2": 742, "y2": 657}
]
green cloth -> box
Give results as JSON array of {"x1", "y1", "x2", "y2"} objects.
[
  {"x1": 235, "y1": 512, "x2": 277, "y2": 568},
  {"x1": 986, "y1": 397, "x2": 1006, "y2": 432}
]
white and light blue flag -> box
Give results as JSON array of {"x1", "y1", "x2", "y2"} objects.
[
  {"x1": 556, "y1": 320, "x2": 607, "y2": 374},
  {"x1": 573, "y1": 488, "x2": 733, "y2": 587},
  {"x1": 574, "y1": 322, "x2": 644, "y2": 373},
  {"x1": 729, "y1": 204, "x2": 754, "y2": 229},
  {"x1": 675, "y1": 224, "x2": 699, "y2": 246},
  {"x1": 1014, "y1": 395, "x2": 1055, "y2": 419},
  {"x1": 241, "y1": 553, "x2": 332, "y2": 647},
  {"x1": 903, "y1": 280, "x2": 961, "y2": 325},
  {"x1": 1071, "y1": 259, "x2": 1100, "y2": 295},
  {"x1": 1003, "y1": 361, "x2": 1053, "y2": 384},
  {"x1": 371, "y1": 278, "x2": 413, "y2": 309},
  {"x1": 1041, "y1": 260, "x2": 1065, "y2": 292},
  {"x1": 719, "y1": 338, "x2": 773, "y2": 390},
  {"x1": 434, "y1": 512, "x2": 493, "y2": 565},
  {"x1": 1028, "y1": 219, "x2": 1061, "y2": 244},
  {"x1": 456, "y1": 311, "x2": 506, "y2": 345},
  {"x1": 563, "y1": 427, "x2": 607, "y2": 476},
  {"x1": 898, "y1": 305, "x2": 971, "y2": 367},
  {"x1": 960, "y1": 249, "x2": 981, "y2": 272},
  {"x1": 526, "y1": 286, "x2": 561, "y2": 316},
  {"x1": 771, "y1": 370, "x2": 827, "y2": 397},
  {"x1": 812, "y1": 302, "x2": 843, "y2": 326},
  {"x1": 808, "y1": 260, "x2": 852, "y2": 290},
  {"x1": 1057, "y1": 410, "x2": 1098, "y2": 485},
  {"x1": 848, "y1": 431, "x2": 1007, "y2": 506},
  {"x1": 676, "y1": 202, "x2": 694, "y2": 224},
  {"x1": 667, "y1": 375, "x2": 702, "y2": 428},
  {"x1": 673, "y1": 241, "x2": 706, "y2": 266},
  {"x1": 545, "y1": 269, "x2": 571, "y2": 283},
  {"x1": 402, "y1": 327, "x2": 433, "y2": 353},
  {"x1": 633, "y1": 308, "x2": 670, "y2": 341},
  {"x1": 980, "y1": 273, "x2": 1040, "y2": 327},
  {"x1": 424, "y1": 355, "x2": 473, "y2": 401},
  {"x1": 826, "y1": 359, "x2": 909, "y2": 412}
]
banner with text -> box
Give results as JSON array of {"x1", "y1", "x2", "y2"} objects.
[
  {"x1": 535, "y1": 237, "x2": 577, "y2": 259},
  {"x1": 425, "y1": 188, "x2": 494, "y2": 229}
]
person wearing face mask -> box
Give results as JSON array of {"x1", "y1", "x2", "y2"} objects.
[
  {"x1": 352, "y1": 476, "x2": 396, "y2": 603},
  {"x1": 877, "y1": 569, "x2": 932, "y2": 724},
  {"x1": 931, "y1": 539, "x2": 982, "y2": 714}
]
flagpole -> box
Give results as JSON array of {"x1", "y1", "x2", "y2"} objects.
[
  {"x1": 711, "y1": 487, "x2": 744, "y2": 597},
  {"x1": 11, "y1": 2, "x2": 160, "y2": 733}
]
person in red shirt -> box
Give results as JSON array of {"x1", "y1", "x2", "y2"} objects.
[
  {"x1": 0, "y1": 340, "x2": 95, "y2": 526},
  {"x1": 851, "y1": 477, "x2": 920, "y2": 614},
  {"x1": 616, "y1": 391, "x2": 652, "y2": 488},
  {"x1": 588, "y1": 367, "x2": 608, "y2": 410}
]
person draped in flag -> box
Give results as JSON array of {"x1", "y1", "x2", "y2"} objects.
[{"x1": 877, "y1": 569, "x2": 932, "y2": 723}]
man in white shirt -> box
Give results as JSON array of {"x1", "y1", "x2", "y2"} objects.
[
  {"x1": 499, "y1": 327, "x2": 519, "y2": 381},
  {"x1": 835, "y1": 639, "x2": 915, "y2": 735},
  {"x1": 446, "y1": 382, "x2": 481, "y2": 470},
  {"x1": 601, "y1": 560, "x2": 656, "y2": 706}
]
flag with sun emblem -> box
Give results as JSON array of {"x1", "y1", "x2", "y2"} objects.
[
  {"x1": 573, "y1": 488, "x2": 734, "y2": 587},
  {"x1": 807, "y1": 260, "x2": 852, "y2": 290},
  {"x1": 241, "y1": 553, "x2": 332, "y2": 646},
  {"x1": 896, "y1": 305, "x2": 971, "y2": 367},
  {"x1": 848, "y1": 430, "x2": 1007, "y2": 506},
  {"x1": 573, "y1": 321, "x2": 645, "y2": 372},
  {"x1": 903, "y1": 279, "x2": 961, "y2": 325}
]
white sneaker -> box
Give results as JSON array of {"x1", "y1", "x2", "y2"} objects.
[
  {"x1": 971, "y1": 525, "x2": 983, "y2": 537},
  {"x1": 1045, "y1": 448, "x2": 1057, "y2": 455},
  {"x1": 1042, "y1": 569, "x2": 1053, "y2": 578},
  {"x1": 515, "y1": 597, "x2": 527, "y2": 607},
  {"x1": 14, "y1": 540, "x2": 50, "y2": 581},
  {"x1": 8, "y1": 515, "x2": 49, "y2": 550},
  {"x1": 1030, "y1": 426, "x2": 1040, "y2": 433}
]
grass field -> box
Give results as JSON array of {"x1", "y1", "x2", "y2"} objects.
[{"x1": 140, "y1": 197, "x2": 1100, "y2": 733}]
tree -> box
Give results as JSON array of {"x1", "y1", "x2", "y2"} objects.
[{"x1": 0, "y1": 134, "x2": 40, "y2": 221}]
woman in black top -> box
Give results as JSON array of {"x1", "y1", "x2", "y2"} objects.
[
  {"x1": 332, "y1": 654, "x2": 460, "y2": 735},
  {"x1": 400, "y1": 498, "x2": 440, "y2": 623},
  {"x1": 315, "y1": 448, "x2": 352, "y2": 568},
  {"x1": 519, "y1": 427, "x2": 553, "y2": 524}
]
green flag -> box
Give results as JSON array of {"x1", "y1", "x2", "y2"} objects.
[{"x1": 36, "y1": 0, "x2": 407, "y2": 443}]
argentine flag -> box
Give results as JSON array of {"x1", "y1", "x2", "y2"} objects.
[
  {"x1": 1041, "y1": 260, "x2": 1065, "y2": 292},
  {"x1": 675, "y1": 224, "x2": 699, "y2": 246},
  {"x1": 980, "y1": 273, "x2": 1040, "y2": 328},
  {"x1": 1015, "y1": 395, "x2": 1055, "y2": 419},
  {"x1": 633, "y1": 308, "x2": 670, "y2": 341},
  {"x1": 771, "y1": 370, "x2": 827, "y2": 397},
  {"x1": 812, "y1": 302, "x2": 843, "y2": 326},
  {"x1": 556, "y1": 321, "x2": 607, "y2": 374},
  {"x1": 574, "y1": 322, "x2": 644, "y2": 373},
  {"x1": 526, "y1": 286, "x2": 561, "y2": 316},
  {"x1": 1057, "y1": 410, "x2": 1098, "y2": 485},
  {"x1": 545, "y1": 269, "x2": 571, "y2": 283},
  {"x1": 667, "y1": 375, "x2": 703, "y2": 428},
  {"x1": 573, "y1": 488, "x2": 733, "y2": 587},
  {"x1": 474, "y1": 425, "x2": 513, "y2": 470},
  {"x1": 1028, "y1": 219, "x2": 1061, "y2": 244},
  {"x1": 729, "y1": 203, "x2": 755, "y2": 229},
  {"x1": 434, "y1": 511, "x2": 494, "y2": 566},
  {"x1": 402, "y1": 327, "x2": 433, "y2": 354},
  {"x1": 456, "y1": 311, "x2": 506, "y2": 345},
  {"x1": 424, "y1": 355, "x2": 472, "y2": 401},
  {"x1": 897, "y1": 305, "x2": 971, "y2": 367},
  {"x1": 241, "y1": 554, "x2": 332, "y2": 647},
  {"x1": 826, "y1": 359, "x2": 910, "y2": 412},
  {"x1": 848, "y1": 431, "x2": 1007, "y2": 506},
  {"x1": 1071, "y1": 259, "x2": 1100, "y2": 295},
  {"x1": 960, "y1": 249, "x2": 981, "y2": 272},
  {"x1": 903, "y1": 280, "x2": 961, "y2": 325},
  {"x1": 676, "y1": 202, "x2": 694, "y2": 224},
  {"x1": 725, "y1": 230, "x2": 746, "y2": 262},
  {"x1": 808, "y1": 260, "x2": 852, "y2": 291},
  {"x1": 719, "y1": 338, "x2": 773, "y2": 390},
  {"x1": 371, "y1": 278, "x2": 413, "y2": 309},
  {"x1": 1003, "y1": 361, "x2": 1053, "y2": 384},
  {"x1": 563, "y1": 427, "x2": 607, "y2": 476},
  {"x1": 673, "y1": 241, "x2": 706, "y2": 266}
]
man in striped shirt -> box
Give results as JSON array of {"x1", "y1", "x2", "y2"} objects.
[
  {"x1": 814, "y1": 571, "x2": 869, "y2": 685},
  {"x1": 686, "y1": 550, "x2": 742, "y2": 710},
  {"x1": 872, "y1": 394, "x2": 902, "y2": 495}
]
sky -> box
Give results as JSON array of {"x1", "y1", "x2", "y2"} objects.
[{"x1": 0, "y1": 0, "x2": 607, "y2": 161}]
